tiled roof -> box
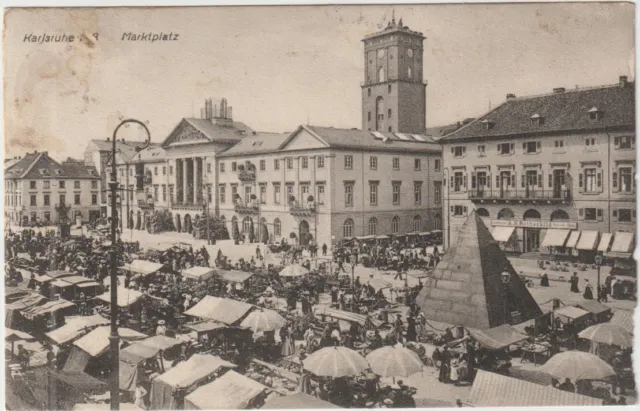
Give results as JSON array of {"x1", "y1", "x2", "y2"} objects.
[
  {"x1": 5, "y1": 152, "x2": 40, "y2": 178},
  {"x1": 416, "y1": 210, "x2": 542, "y2": 329},
  {"x1": 184, "y1": 118, "x2": 253, "y2": 142},
  {"x1": 131, "y1": 143, "x2": 165, "y2": 163},
  {"x1": 442, "y1": 83, "x2": 635, "y2": 142},
  {"x1": 4, "y1": 158, "x2": 21, "y2": 170},
  {"x1": 217, "y1": 132, "x2": 289, "y2": 157},
  {"x1": 60, "y1": 159, "x2": 100, "y2": 179},
  {"x1": 5, "y1": 152, "x2": 99, "y2": 179},
  {"x1": 305, "y1": 126, "x2": 442, "y2": 153},
  {"x1": 89, "y1": 139, "x2": 144, "y2": 160}
]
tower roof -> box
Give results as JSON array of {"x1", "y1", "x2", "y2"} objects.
[
  {"x1": 416, "y1": 210, "x2": 542, "y2": 330},
  {"x1": 362, "y1": 17, "x2": 424, "y2": 41}
]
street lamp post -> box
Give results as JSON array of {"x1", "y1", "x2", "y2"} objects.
[
  {"x1": 595, "y1": 253, "x2": 603, "y2": 302},
  {"x1": 109, "y1": 119, "x2": 150, "y2": 411},
  {"x1": 501, "y1": 270, "x2": 511, "y2": 325}
]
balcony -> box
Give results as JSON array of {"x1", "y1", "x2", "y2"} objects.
[
  {"x1": 137, "y1": 199, "x2": 154, "y2": 210},
  {"x1": 238, "y1": 170, "x2": 256, "y2": 182},
  {"x1": 467, "y1": 189, "x2": 571, "y2": 204},
  {"x1": 170, "y1": 200, "x2": 206, "y2": 212},
  {"x1": 289, "y1": 202, "x2": 316, "y2": 217},
  {"x1": 234, "y1": 201, "x2": 259, "y2": 215}
]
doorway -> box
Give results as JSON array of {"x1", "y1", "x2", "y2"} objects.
[
  {"x1": 299, "y1": 220, "x2": 310, "y2": 246},
  {"x1": 499, "y1": 171, "x2": 511, "y2": 198},
  {"x1": 553, "y1": 169, "x2": 566, "y2": 198},
  {"x1": 525, "y1": 170, "x2": 538, "y2": 198},
  {"x1": 524, "y1": 229, "x2": 540, "y2": 252}
]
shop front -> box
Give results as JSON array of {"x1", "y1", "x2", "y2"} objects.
[{"x1": 491, "y1": 218, "x2": 578, "y2": 254}]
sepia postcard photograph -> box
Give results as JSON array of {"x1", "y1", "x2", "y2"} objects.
[{"x1": 2, "y1": 2, "x2": 637, "y2": 409}]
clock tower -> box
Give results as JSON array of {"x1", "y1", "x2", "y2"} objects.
[{"x1": 361, "y1": 17, "x2": 426, "y2": 134}]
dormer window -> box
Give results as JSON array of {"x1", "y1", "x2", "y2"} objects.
[
  {"x1": 481, "y1": 120, "x2": 494, "y2": 130},
  {"x1": 530, "y1": 113, "x2": 544, "y2": 126},
  {"x1": 55, "y1": 169, "x2": 63, "y2": 175},
  {"x1": 39, "y1": 168, "x2": 50, "y2": 176},
  {"x1": 588, "y1": 106, "x2": 603, "y2": 120}
]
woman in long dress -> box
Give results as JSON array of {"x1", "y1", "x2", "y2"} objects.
[
  {"x1": 583, "y1": 279, "x2": 594, "y2": 300},
  {"x1": 281, "y1": 326, "x2": 295, "y2": 357}
]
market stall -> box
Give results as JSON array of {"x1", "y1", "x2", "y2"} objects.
[
  {"x1": 46, "y1": 314, "x2": 110, "y2": 345},
  {"x1": 182, "y1": 266, "x2": 216, "y2": 282},
  {"x1": 20, "y1": 298, "x2": 77, "y2": 333},
  {"x1": 49, "y1": 275, "x2": 101, "y2": 301},
  {"x1": 576, "y1": 300, "x2": 612, "y2": 323},
  {"x1": 120, "y1": 260, "x2": 165, "y2": 278},
  {"x1": 184, "y1": 296, "x2": 254, "y2": 325},
  {"x1": 95, "y1": 286, "x2": 144, "y2": 308},
  {"x1": 119, "y1": 335, "x2": 182, "y2": 392},
  {"x1": 184, "y1": 370, "x2": 270, "y2": 410}
]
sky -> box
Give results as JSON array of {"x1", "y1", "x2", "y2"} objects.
[{"x1": 3, "y1": 3, "x2": 635, "y2": 160}]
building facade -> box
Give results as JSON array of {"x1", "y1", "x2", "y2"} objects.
[
  {"x1": 5, "y1": 151, "x2": 101, "y2": 226},
  {"x1": 440, "y1": 76, "x2": 636, "y2": 260}
]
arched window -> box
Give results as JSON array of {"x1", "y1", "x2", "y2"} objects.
[
  {"x1": 274, "y1": 218, "x2": 281, "y2": 237},
  {"x1": 377, "y1": 67, "x2": 385, "y2": 83},
  {"x1": 343, "y1": 219, "x2": 354, "y2": 238},
  {"x1": 243, "y1": 217, "x2": 252, "y2": 233},
  {"x1": 476, "y1": 208, "x2": 490, "y2": 217},
  {"x1": 550, "y1": 209, "x2": 570, "y2": 221},
  {"x1": 433, "y1": 214, "x2": 442, "y2": 230},
  {"x1": 368, "y1": 217, "x2": 378, "y2": 236},
  {"x1": 391, "y1": 216, "x2": 400, "y2": 234},
  {"x1": 408, "y1": 66, "x2": 412, "y2": 78},
  {"x1": 413, "y1": 215, "x2": 422, "y2": 232},
  {"x1": 497, "y1": 208, "x2": 515, "y2": 220},
  {"x1": 523, "y1": 209, "x2": 541, "y2": 220}
]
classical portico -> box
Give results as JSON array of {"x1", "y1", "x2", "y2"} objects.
[{"x1": 175, "y1": 157, "x2": 205, "y2": 205}]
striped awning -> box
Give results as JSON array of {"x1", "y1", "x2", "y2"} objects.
[
  {"x1": 576, "y1": 231, "x2": 599, "y2": 250},
  {"x1": 541, "y1": 229, "x2": 570, "y2": 247},
  {"x1": 565, "y1": 231, "x2": 581, "y2": 248},
  {"x1": 598, "y1": 233, "x2": 613, "y2": 252},
  {"x1": 611, "y1": 232, "x2": 635, "y2": 253},
  {"x1": 492, "y1": 226, "x2": 515, "y2": 242}
]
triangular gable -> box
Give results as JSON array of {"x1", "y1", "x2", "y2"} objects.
[
  {"x1": 161, "y1": 119, "x2": 211, "y2": 148},
  {"x1": 22, "y1": 153, "x2": 63, "y2": 179},
  {"x1": 416, "y1": 210, "x2": 542, "y2": 329},
  {"x1": 278, "y1": 125, "x2": 330, "y2": 151}
]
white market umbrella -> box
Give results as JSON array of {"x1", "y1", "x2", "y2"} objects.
[
  {"x1": 578, "y1": 323, "x2": 633, "y2": 348},
  {"x1": 303, "y1": 346, "x2": 369, "y2": 378},
  {"x1": 539, "y1": 351, "x2": 616, "y2": 382},
  {"x1": 240, "y1": 308, "x2": 286, "y2": 333},
  {"x1": 365, "y1": 345, "x2": 423, "y2": 378},
  {"x1": 280, "y1": 264, "x2": 309, "y2": 278}
]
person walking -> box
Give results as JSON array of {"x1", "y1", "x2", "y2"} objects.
[
  {"x1": 570, "y1": 272, "x2": 580, "y2": 293},
  {"x1": 322, "y1": 243, "x2": 327, "y2": 256}
]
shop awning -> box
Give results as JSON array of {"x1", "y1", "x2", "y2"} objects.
[
  {"x1": 466, "y1": 370, "x2": 602, "y2": 407},
  {"x1": 21, "y1": 299, "x2": 75, "y2": 320},
  {"x1": 74, "y1": 326, "x2": 147, "y2": 357},
  {"x1": 185, "y1": 321, "x2": 227, "y2": 334},
  {"x1": 491, "y1": 226, "x2": 515, "y2": 242},
  {"x1": 262, "y1": 393, "x2": 339, "y2": 409},
  {"x1": 182, "y1": 266, "x2": 216, "y2": 281},
  {"x1": 51, "y1": 279, "x2": 74, "y2": 288},
  {"x1": 120, "y1": 260, "x2": 165, "y2": 277},
  {"x1": 541, "y1": 229, "x2": 571, "y2": 247},
  {"x1": 46, "y1": 315, "x2": 110, "y2": 345},
  {"x1": 184, "y1": 370, "x2": 269, "y2": 410},
  {"x1": 576, "y1": 301, "x2": 612, "y2": 316},
  {"x1": 219, "y1": 269, "x2": 254, "y2": 284},
  {"x1": 610, "y1": 310, "x2": 634, "y2": 334},
  {"x1": 554, "y1": 306, "x2": 590, "y2": 322},
  {"x1": 576, "y1": 231, "x2": 599, "y2": 250},
  {"x1": 565, "y1": 231, "x2": 581, "y2": 248},
  {"x1": 610, "y1": 232, "x2": 635, "y2": 253},
  {"x1": 184, "y1": 296, "x2": 253, "y2": 325},
  {"x1": 598, "y1": 233, "x2": 613, "y2": 252},
  {"x1": 95, "y1": 287, "x2": 144, "y2": 307},
  {"x1": 466, "y1": 324, "x2": 528, "y2": 350}
]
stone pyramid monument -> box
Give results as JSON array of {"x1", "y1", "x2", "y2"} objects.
[{"x1": 416, "y1": 210, "x2": 542, "y2": 329}]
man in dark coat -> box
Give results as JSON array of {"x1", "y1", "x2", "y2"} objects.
[
  {"x1": 570, "y1": 272, "x2": 580, "y2": 293},
  {"x1": 439, "y1": 346, "x2": 451, "y2": 383}
]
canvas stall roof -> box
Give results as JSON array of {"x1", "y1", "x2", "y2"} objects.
[
  {"x1": 565, "y1": 231, "x2": 581, "y2": 248},
  {"x1": 137, "y1": 335, "x2": 182, "y2": 352},
  {"x1": 184, "y1": 370, "x2": 268, "y2": 410},
  {"x1": 466, "y1": 370, "x2": 602, "y2": 407},
  {"x1": 5, "y1": 293, "x2": 46, "y2": 311},
  {"x1": 576, "y1": 231, "x2": 599, "y2": 250},
  {"x1": 598, "y1": 233, "x2": 614, "y2": 252},
  {"x1": 576, "y1": 301, "x2": 612, "y2": 316},
  {"x1": 95, "y1": 286, "x2": 144, "y2": 307},
  {"x1": 366, "y1": 277, "x2": 393, "y2": 291},
  {"x1": 185, "y1": 320, "x2": 227, "y2": 333},
  {"x1": 60, "y1": 275, "x2": 96, "y2": 285},
  {"x1": 46, "y1": 315, "x2": 110, "y2": 345},
  {"x1": 74, "y1": 326, "x2": 147, "y2": 357},
  {"x1": 184, "y1": 296, "x2": 253, "y2": 325},
  {"x1": 77, "y1": 281, "x2": 101, "y2": 288},
  {"x1": 21, "y1": 299, "x2": 75, "y2": 320},
  {"x1": 5, "y1": 328, "x2": 35, "y2": 341},
  {"x1": 610, "y1": 310, "x2": 634, "y2": 334},
  {"x1": 46, "y1": 270, "x2": 76, "y2": 279},
  {"x1": 314, "y1": 306, "x2": 382, "y2": 328},
  {"x1": 182, "y1": 266, "x2": 216, "y2": 281},
  {"x1": 219, "y1": 269, "x2": 254, "y2": 283},
  {"x1": 491, "y1": 226, "x2": 515, "y2": 242},
  {"x1": 156, "y1": 354, "x2": 237, "y2": 389},
  {"x1": 540, "y1": 229, "x2": 571, "y2": 247},
  {"x1": 555, "y1": 306, "x2": 590, "y2": 321},
  {"x1": 120, "y1": 343, "x2": 160, "y2": 364},
  {"x1": 262, "y1": 392, "x2": 339, "y2": 409},
  {"x1": 120, "y1": 260, "x2": 164, "y2": 277},
  {"x1": 51, "y1": 279, "x2": 74, "y2": 288},
  {"x1": 467, "y1": 324, "x2": 528, "y2": 350},
  {"x1": 50, "y1": 370, "x2": 107, "y2": 392}
]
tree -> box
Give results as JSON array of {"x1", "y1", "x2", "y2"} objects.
[
  {"x1": 261, "y1": 224, "x2": 269, "y2": 244},
  {"x1": 232, "y1": 220, "x2": 240, "y2": 243},
  {"x1": 249, "y1": 220, "x2": 255, "y2": 243}
]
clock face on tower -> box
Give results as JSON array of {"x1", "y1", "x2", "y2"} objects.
[
  {"x1": 378, "y1": 49, "x2": 385, "y2": 59},
  {"x1": 407, "y1": 48, "x2": 413, "y2": 57}
]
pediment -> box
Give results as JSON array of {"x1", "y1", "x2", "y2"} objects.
[
  {"x1": 279, "y1": 127, "x2": 328, "y2": 151},
  {"x1": 163, "y1": 120, "x2": 210, "y2": 148}
]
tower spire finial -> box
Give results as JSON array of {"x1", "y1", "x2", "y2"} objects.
[{"x1": 392, "y1": 10, "x2": 396, "y2": 25}]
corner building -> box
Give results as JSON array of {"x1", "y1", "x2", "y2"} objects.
[{"x1": 440, "y1": 76, "x2": 636, "y2": 261}]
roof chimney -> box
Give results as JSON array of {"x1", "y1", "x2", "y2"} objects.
[
  {"x1": 121, "y1": 138, "x2": 125, "y2": 143},
  {"x1": 619, "y1": 75, "x2": 628, "y2": 88},
  {"x1": 107, "y1": 137, "x2": 110, "y2": 142},
  {"x1": 506, "y1": 93, "x2": 516, "y2": 100},
  {"x1": 553, "y1": 87, "x2": 565, "y2": 94}
]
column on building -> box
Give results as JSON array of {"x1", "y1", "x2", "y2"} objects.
[
  {"x1": 182, "y1": 158, "x2": 188, "y2": 204},
  {"x1": 175, "y1": 159, "x2": 181, "y2": 205},
  {"x1": 194, "y1": 157, "x2": 200, "y2": 204}
]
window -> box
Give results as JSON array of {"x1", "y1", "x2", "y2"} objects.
[
  {"x1": 162, "y1": 185, "x2": 167, "y2": 202},
  {"x1": 220, "y1": 163, "x2": 225, "y2": 173},
  {"x1": 163, "y1": 166, "x2": 167, "y2": 175},
  {"x1": 414, "y1": 159, "x2": 421, "y2": 171},
  {"x1": 43, "y1": 180, "x2": 50, "y2": 189},
  {"x1": 154, "y1": 185, "x2": 159, "y2": 201},
  {"x1": 274, "y1": 160, "x2": 280, "y2": 170},
  {"x1": 232, "y1": 162, "x2": 237, "y2": 172},
  {"x1": 407, "y1": 66, "x2": 413, "y2": 78},
  {"x1": 44, "y1": 194, "x2": 50, "y2": 206},
  {"x1": 434, "y1": 159, "x2": 440, "y2": 171},
  {"x1": 619, "y1": 167, "x2": 634, "y2": 192},
  {"x1": 368, "y1": 218, "x2": 378, "y2": 235},
  {"x1": 369, "y1": 183, "x2": 378, "y2": 205},
  {"x1": 584, "y1": 208, "x2": 598, "y2": 221},
  {"x1": 169, "y1": 185, "x2": 174, "y2": 202},
  {"x1": 317, "y1": 185, "x2": 325, "y2": 204},
  {"x1": 260, "y1": 160, "x2": 266, "y2": 171},
  {"x1": 273, "y1": 184, "x2": 281, "y2": 204},
  {"x1": 44, "y1": 212, "x2": 50, "y2": 222},
  {"x1": 615, "y1": 136, "x2": 634, "y2": 150},
  {"x1": 206, "y1": 163, "x2": 211, "y2": 173},
  {"x1": 231, "y1": 185, "x2": 238, "y2": 201},
  {"x1": 120, "y1": 169, "x2": 124, "y2": 177},
  {"x1": 388, "y1": 109, "x2": 392, "y2": 119},
  {"x1": 414, "y1": 182, "x2": 422, "y2": 204},
  {"x1": 59, "y1": 181, "x2": 65, "y2": 189},
  {"x1": 453, "y1": 205, "x2": 467, "y2": 216},
  {"x1": 391, "y1": 216, "x2": 400, "y2": 234},
  {"x1": 90, "y1": 180, "x2": 97, "y2": 190},
  {"x1": 30, "y1": 181, "x2": 36, "y2": 189},
  {"x1": 582, "y1": 168, "x2": 598, "y2": 193},
  {"x1": 170, "y1": 166, "x2": 174, "y2": 175},
  {"x1": 392, "y1": 158, "x2": 400, "y2": 170},
  {"x1": 477, "y1": 145, "x2": 485, "y2": 156},
  {"x1": 301, "y1": 184, "x2": 310, "y2": 200},
  {"x1": 412, "y1": 215, "x2": 421, "y2": 231},
  {"x1": 554, "y1": 140, "x2": 564, "y2": 148},
  {"x1": 287, "y1": 158, "x2": 293, "y2": 169},
  {"x1": 388, "y1": 84, "x2": 392, "y2": 94},
  {"x1": 243, "y1": 217, "x2": 252, "y2": 233},
  {"x1": 301, "y1": 157, "x2": 308, "y2": 169},
  {"x1": 219, "y1": 185, "x2": 226, "y2": 204},
  {"x1": 345, "y1": 155, "x2": 353, "y2": 169},
  {"x1": 207, "y1": 185, "x2": 212, "y2": 203},
  {"x1": 343, "y1": 219, "x2": 354, "y2": 238},
  {"x1": 345, "y1": 183, "x2": 354, "y2": 207},
  {"x1": 74, "y1": 181, "x2": 80, "y2": 189},
  {"x1": 617, "y1": 209, "x2": 633, "y2": 222},
  {"x1": 377, "y1": 67, "x2": 385, "y2": 82},
  {"x1": 368, "y1": 89, "x2": 371, "y2": 97},
  {"x1": 388, "y1": 126, "x2": 393, "y2": 132},
  {"x1": 498, "y1": 143, "x2": 513, "y2": 155},
  {"x1": 434, "y1": 181, "x2": 442, "y2": 204},
  {"x1": 368, "y1": 111, "x2": 371, "y2": 122},
  {"x1": 453, "y1": 172, "x2": 464, "y2": 192},
  {"x1": 274, "y1": 219, "x2": 282, "y2": 237},
  {"x1": 370, "y1": 156, "x2": 378, "y2": 170},
  {"x1": 453, "y1": 146, "x2": 466, "y2": 158},
  {"x1": 154, "y1": 167, "x2": 158, "y2": 176},
  {"x1": 523, "y1": 141, "x2": 541, "y2": 154},
  {"x1": 244, "y1": 186, "x2": 252, "y2": 204},
  {"x1": 59, "y1": 194, "x2": 65, "y2": 205},
  {"x1": 585, "y1": 137, "x2": 596, "y2": 146},
  {"x1": 92, "y1": 194, "x2": 97, "y2": 205},
  {"x1": 30, "y1": 195, "x2": 36, "y2": 206},
  {"x1": 317, "y1": 156, "x2": 325, "y2": 168},
  {"x1": 260, "y1": 185, "x2": 266, "y2": 204},
  {"x1": 392, "y1": 182, "x2": 401, "y2": 205},
  {"x1": 286, "y1": 184, "x2": 294, "y2": 202},
  {"x1": 74, "y1": 194, "x2": 80, "y2": 205}
]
